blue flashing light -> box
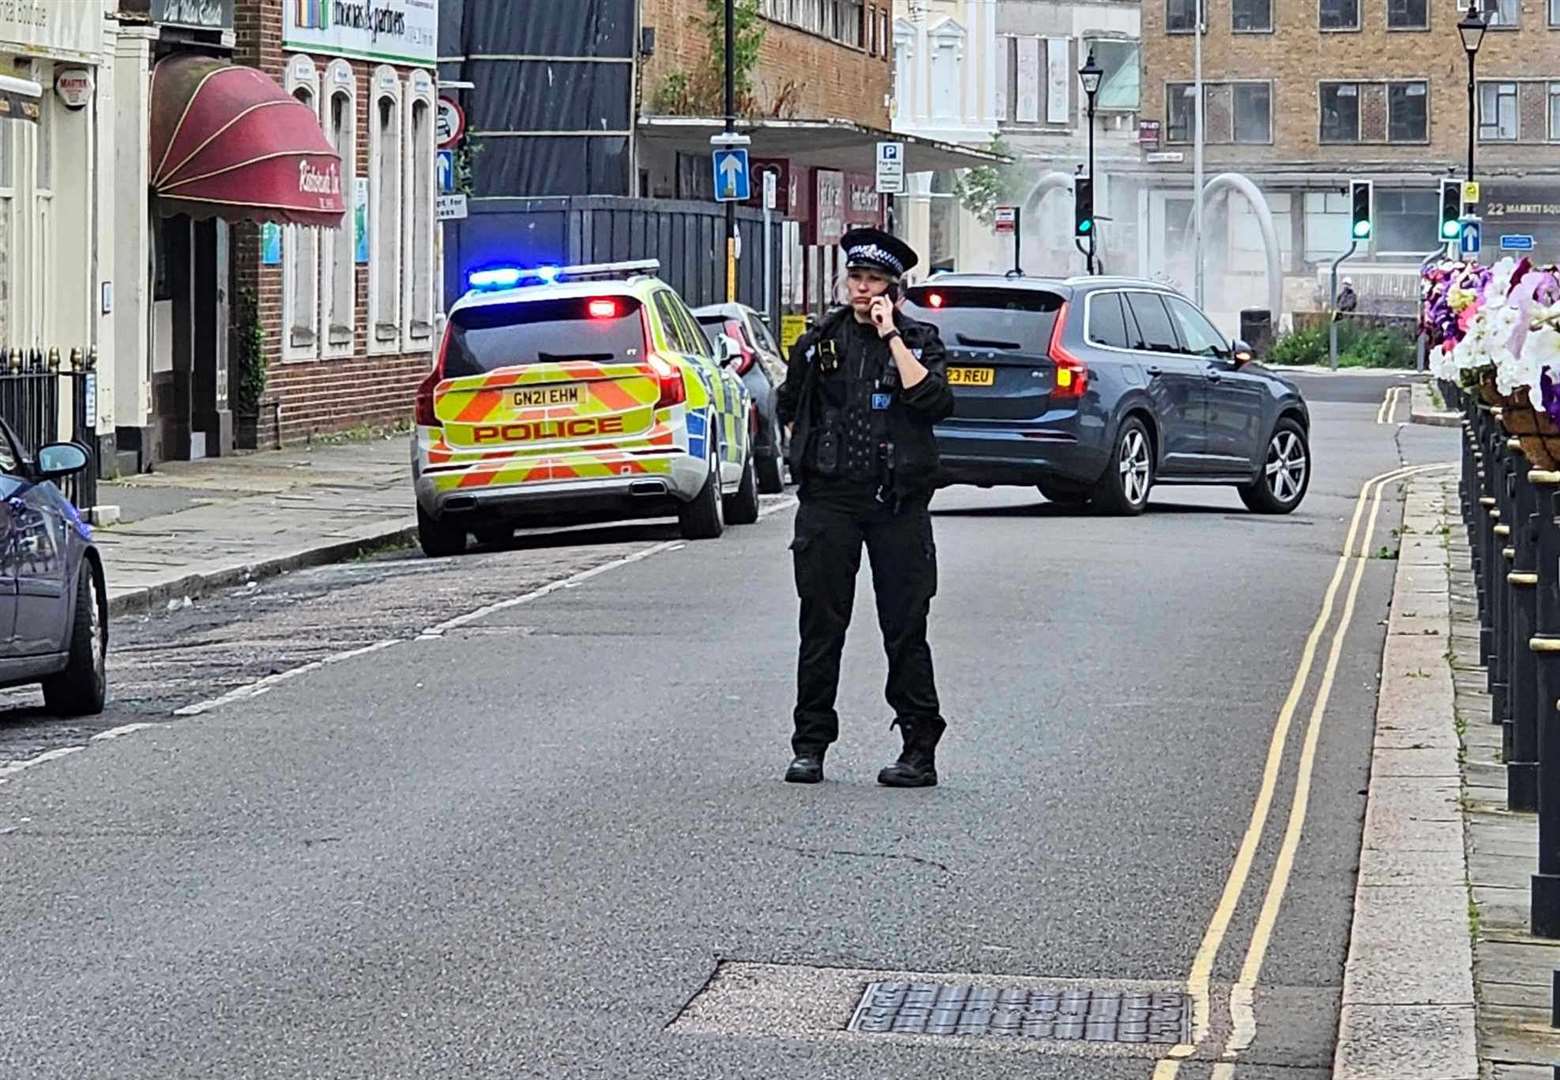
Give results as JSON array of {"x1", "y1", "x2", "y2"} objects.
[
  {"x1": 536, "y1": 265, "x2": 560, "y2": 283},
  {"x1": 468, "y1": 267, "x2": 525, "y2": 290}
]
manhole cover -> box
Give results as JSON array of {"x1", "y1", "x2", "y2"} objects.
[{"x1": 847, "y1": 981, "x2": 1190, "y2": 1044}]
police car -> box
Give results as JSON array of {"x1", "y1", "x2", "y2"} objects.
[{"x1": 412, "y1": 260, "x2": 757, "y2": 556}]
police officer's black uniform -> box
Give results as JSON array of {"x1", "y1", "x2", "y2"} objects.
[{"x1": 776, "y1": 229, "x2": 955, "y2": 787}]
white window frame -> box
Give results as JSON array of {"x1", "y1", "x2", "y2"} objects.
[
  {"x1": 1479, "y1": 81, "x2": 1519, "y2": 142},
  {"x1": 282, "y1": 55, "x2": 321, "y2": 363},
  {"x1": 401, "y1": 68, "x2": 436, "y2": 350},
  {"x1": 322, "y1": 60, "x2": 357, "y2": 359},
  {"x1": 0, "y1": 117, "x2": 13, "y2": 350},
  {"x1": 368, "y1": 66, "x2": 404, "y2": 356},
  {"x1": 1486, "y1": 0, "x2": 1519, "y2": 28},
  {"x1": 1550, "y1": 82, "x2": 1560, "y2": 142},
  {"x1": 30, "y1": 88, "x2": 54, "y2": 352}
]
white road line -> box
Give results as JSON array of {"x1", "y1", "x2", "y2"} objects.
[
  {"x1": 0, "y1": 746, "x2": 84, "y2": 783},
  {"x1": 172, "y1": 639, "x2": 400, "y2": 716},
  {"x1": 90, "y1": 722, "x2": 160, "y2": 741}
]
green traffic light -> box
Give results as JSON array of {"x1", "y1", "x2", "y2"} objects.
[
  {"x1": 1078, "y1": 221, "x2": 1093, "y2": 234},
  {"x1": 1441, "y1": 220, "x2": 1460, "y2": 239},
  {"x1": 1352, "y1": 220, "x2": 1372, "y2": 239}
]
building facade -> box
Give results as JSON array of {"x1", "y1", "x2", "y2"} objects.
[
  {"x1": 891, "y1": 0, "x2": 1142, "y2": 280},
  {"x1": 1139, "y1": 0, "x2": 1560, "y2": 328},
  {"x1": 232, "y1": 0, "x2": 438, "y2": 448},
  {"x1": 0, "y1": 1, "x2": 112, "y2": 464}
]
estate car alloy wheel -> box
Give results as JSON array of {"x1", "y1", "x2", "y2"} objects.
[
  {"x1": 1239, "y1": 418, "x2": 1311, "y2": 515},
  {"x1": 1092, "y1": 416, "x2": 1154, "y2": 517}
]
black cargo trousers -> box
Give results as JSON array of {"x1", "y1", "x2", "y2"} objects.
[{"x1": 789, "y1": 493, "x2": 946, "y2": 755}]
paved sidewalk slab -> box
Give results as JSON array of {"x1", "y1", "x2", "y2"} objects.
[{"x1": 93, "y1": 437, "x2": 415, "y2": 617}]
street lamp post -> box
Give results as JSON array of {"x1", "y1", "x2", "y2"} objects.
[
  {"x1": 724, "y1": 0, "x2": 737, "y2": 303},
  {"x1": 1459, "y1": 1, "x2": 1489, "y2": 187},
  {"x1": 1078, "y1": 51, "x2": 1103, "y2": 276}
]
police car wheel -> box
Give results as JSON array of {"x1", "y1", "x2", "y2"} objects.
[
  {"x1": 725, "y1": 449, "x2": 761, "y2": 526},
  {"x1": 418, "y1": 504, "x2": 468, "y2": 558},
  {"x1": 678, "y1": 445, "x2": 725, "y2": 541}
]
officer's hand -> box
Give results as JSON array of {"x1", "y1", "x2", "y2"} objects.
[{"x1": 870, "y1": 296, "x2": 895, "y2": 336}]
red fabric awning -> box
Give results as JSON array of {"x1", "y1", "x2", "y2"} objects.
[{"x1": 150, "y1": 56, "x2": 346, "y2": 227}]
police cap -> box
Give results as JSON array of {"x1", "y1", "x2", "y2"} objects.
[{"x1": 841, "y1": 228, "x2": 919, "y2": 281}]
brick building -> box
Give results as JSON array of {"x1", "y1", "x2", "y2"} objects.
[
  {"x1": 231, "y1": 0, "x2": 438, "y2": 448},
  {"x1": 1137, "y1": 0, "x2": 1560, "y2": 329}
]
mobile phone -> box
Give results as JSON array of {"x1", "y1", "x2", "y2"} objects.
[{"x1": 886, "y1": 281, "x2": 901, "y2": 303}]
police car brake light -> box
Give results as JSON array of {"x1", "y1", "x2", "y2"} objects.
[
  {"x1": 587, "y1": 298, "x2": 619, "y2": 319},
  {"x1": 648, "y1": 355, "x2": 686, "y2": 409}
]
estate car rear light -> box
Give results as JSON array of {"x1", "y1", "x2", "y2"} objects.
[
  {"x1": 587, "y1": 298, "x2": 619, "y2": 319},
  {"x1": 1047, "y1": 301, "x2": 1088, "y2": 399},
  {"x1": 415, "y1": 328, "x2": 450, "y2": 427},
  {"x1": 649, "y1": 355, "x2": 687, "y2": 409},
  {"x1": 927, "y1": 292, "x2": 945, "y2": 308}
]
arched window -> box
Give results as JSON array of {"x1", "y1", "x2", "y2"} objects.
[
  {"x1": 369, "y1": 66, "x2": 402, "y2": 352},
  {"x1": 403, "y1": 70, "x2": 435, "y2": 346},
  {"x1": 323, "y1": 60, "x2": 357, "y2": 356},
  {"x1": 283, "y1": 55, "x2": 320, "y2": 360}
]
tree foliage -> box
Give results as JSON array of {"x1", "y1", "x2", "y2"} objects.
[{"x1": 951, "y1": 138, "x2": 1023, "y2": 228}]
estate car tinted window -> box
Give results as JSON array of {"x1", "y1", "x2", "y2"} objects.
[
  {"x1": 903, "y1": 286, "x2": 1064, "y2": 351},
  {"x1": 1164, "y1": 295, "x2": 1230, "y2": 358},
  {"x1": 444, "y1": 297, "x2": 644, "y2": 376},
  {"x1": 1124, "y1": 292, "x2": 1181, "y2": 354},
  {"x1": 1087, "y1": 292, "x2": 1131, "y2": 349}
]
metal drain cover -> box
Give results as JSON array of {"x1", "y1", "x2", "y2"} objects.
[{"x1": 848, "y1": 981, "x2": 1191, "y2": 1044}]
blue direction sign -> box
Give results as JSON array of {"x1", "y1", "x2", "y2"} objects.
[
  {"x1": 1500, "y1": 234, "x2": 1535, "y2": 252},
  {"x1": 1460, "y1": 218, "x2": 1482, "y2": 257},
  {"x1": 712, "y1": 148, "x2": 750, "y2": 202},
  {"x1": 436, "y1": 150, "x2": 456, "y2": 195}
]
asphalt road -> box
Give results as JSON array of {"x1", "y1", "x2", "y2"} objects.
[{"x1": 0, "y1": 374, "x2": 1457, "y2": 1078}]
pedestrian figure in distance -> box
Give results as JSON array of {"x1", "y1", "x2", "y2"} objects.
[
  {"x1": 1335, "y1": 276, "x2": 1358, "y2": 321},
  {"x1": 776, "y1": 229, "x2": 955, "y2": 788}
]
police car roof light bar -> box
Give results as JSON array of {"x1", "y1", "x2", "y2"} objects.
[
  {"x1": 468, "y1": 260, "x2": 663, "y2": 292},
  {"x1": 553, "y1": 259, "x2": 662, "y2": 282}
]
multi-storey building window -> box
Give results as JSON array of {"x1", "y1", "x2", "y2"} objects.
[
  {"x1": 762, "y1": 0, "x2": 867, "y2": 48},
  {"x1": 1233, "y1": 83, "x2": 1272, "y2": 142},
  {"x1": 1479, "y1": 81, "x2": 1519, "y2": 140},
  {"x1": 1167, "y1": 0, "x2": 1198, "y2": 34},
  {"x1": 369, "y1": 67, "x2": 403, "y2": 352},
  {"x1": 1319, "y1": 0, "x2": 1360, "y2": 31},
  {"x1": 1232, "y1": 0, "x2": 1272, "y2": 32},
  {"x1": 323, "y1": 60, "x2": 356, "y2": 356},
  {"x1": 1166, "y1": 83, "x2": 1197, "y2": 142},
  {"x1": 1320, "y1": 82, "x2": 1360, "y2": 141},
  {"x1": 1551, "y1": 0, "x2": 1560, "y2": 28},
  {"x1": 1550, "y1": 82, "x2": 1560, "y2": 141},
  {"x1": 283, "y1": 57, "x2": 320, "y2": 360},
  {"x1": 1386, "y1": 0, "x2": 1428, "y2": 29},
  {"x1": 1387, "y1": 81, "x2": 1428, "y2": 142},
  {"x1": 1486, "y1": 0, "x2": 1519, "y2": 28}
]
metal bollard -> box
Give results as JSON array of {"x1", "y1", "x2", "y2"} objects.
[
  {"x1": 1532, "y1": 473, "x2": 1560, "y2": 940},
  {"x1": 1486, "y1": 424, "x2": 1510, "y2": 715},
  {"x1": 1506, "y1": 457, "x2": 1541, "y2": 811}
]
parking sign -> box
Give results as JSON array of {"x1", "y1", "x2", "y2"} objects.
[{"x1": 876, "y1": 142, "x2": 904, "y2": 195}]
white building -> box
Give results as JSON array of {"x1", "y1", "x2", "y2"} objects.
[{"x1": 892, "y1": 0, "x2": 1142, "y2": 280}]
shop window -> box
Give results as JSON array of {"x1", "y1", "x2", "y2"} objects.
[
  {"x1": 324, "y1": 61, "x2": 356, "y2": 355},
  {"x1": 404, "y1": 80, "x2": 435, "y2": 345},
  {"x1": 369, "y1": 68, "x2": 403, "y2": 352},
  {"x1": 283, "y1": 58, "x2": 320, "y2": 359}
]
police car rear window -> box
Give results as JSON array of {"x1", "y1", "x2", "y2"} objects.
[
  {"x1": 902, "y1": 286, "x2": 1063, "y2": 353},
  {"x1": 444, "y1": 297, "x2": 645, "y2": 377}
]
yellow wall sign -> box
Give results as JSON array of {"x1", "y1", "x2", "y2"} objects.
[
  {"x1": 780, "y1": 314, "x2": 808, "y2": 353},
  {"x1": 1463, "y1": 181, "x2": 1481, "y2": 205}
]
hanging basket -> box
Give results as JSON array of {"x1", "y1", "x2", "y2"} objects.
[
  {"x1": 1478, "y1": 371, "x2": 1503, "y2": 406},
  {"x1": 1498, "y1": 388, "x2": 1560, "y2": 469}
]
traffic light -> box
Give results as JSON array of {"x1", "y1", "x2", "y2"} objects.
[
  {"x1": 1074, "y1": 177, "x2": 1095, "y2": 238},
  {"x1": 1439, "y1": 179, "x2": 1462, "y2": 241},
  {"x1": 1349, "y1": 180, "x2": 1373, "y2": 242}
]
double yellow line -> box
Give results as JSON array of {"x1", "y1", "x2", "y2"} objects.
[
  {"x1": 1376, "y1": 385, "x2": 1407, "y2": 425},
  {"x1": 1153, "y1": 461, "x2": 1450, "y2": 1080}
]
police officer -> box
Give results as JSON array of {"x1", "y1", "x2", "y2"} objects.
[{"x1": 776, "y1": 228, "x2": 955, "y2": 788}]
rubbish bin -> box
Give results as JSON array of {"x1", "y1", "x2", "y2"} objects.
[{"x1": 1240, "y1": 309, "x2": 1274, "y2": 354}]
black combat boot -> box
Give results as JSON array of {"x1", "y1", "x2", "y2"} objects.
[
  {"x1": 877, "y1": 720, "x2": 938, "y2": 788},
  {"x1": 784, "y1": 750, "x2": 825, "y2": 784}
]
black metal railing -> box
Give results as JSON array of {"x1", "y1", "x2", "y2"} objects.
[{"x1": 0, "y1": 347, "x2": 98, "y2": 511}]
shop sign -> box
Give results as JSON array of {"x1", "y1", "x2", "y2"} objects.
[
  {"x1": 0, "y1": 0, "x2": 104, "y2": 62},
  {"x1": 1138, "y1": 119, "x2": 1162, "y2": 151},
  {"x1": 54, "y1": 68, "x2": 92, "y2": 111},
  {"x1": 144, "y1": 0, "x2": 236, "y2": 31},
  {"x1": 812, "y1": 168, "x2": 846, "y2": 247},
  {"x1": 284, "y1": 0, "x2": 438, "y2": 67},
  {"x1": 845, "y1": 172, "x2": 883, "y2": 229}
]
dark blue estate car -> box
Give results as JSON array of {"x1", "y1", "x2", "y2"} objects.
[
  {"x1": 903, "y1": 275, "x2": 1311, "y2": 516},
  {"x1": 0, "y1": 422, "x2": 106, "y2": 715}
]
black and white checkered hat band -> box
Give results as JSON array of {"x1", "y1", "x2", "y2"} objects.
[{"x1": 845, "y1": 244, "x2": 905, "y2": 276}]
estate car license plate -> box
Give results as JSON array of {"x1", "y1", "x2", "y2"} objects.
[
  {"x1": 513, "y1": 385, "x2": 584, "y2": 408},
  {"x1": 947, "y1": 367, "x2": 995, "y2": 387}
]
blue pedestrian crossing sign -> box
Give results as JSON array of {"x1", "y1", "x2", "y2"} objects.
[
  {"x1": 1459, "y1": 217, "x2": 1482, "y2": 256},
  {"x1": 713, "y1": 148, "x2": 750, "y2": 202},
  {"x1": 436, "y1": 150, "x2": 456, "y2": 195}
]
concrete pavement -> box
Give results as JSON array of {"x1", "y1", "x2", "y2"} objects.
[{"x1": 0, "y1": 377, "x2": 1465, "y2": 1077}]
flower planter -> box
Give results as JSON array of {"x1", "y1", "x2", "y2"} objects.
[{"x1": 1499, "y1": 388, "x2": 1560, "y2": 470}]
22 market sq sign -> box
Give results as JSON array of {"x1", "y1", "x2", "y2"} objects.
[{"x1": 284, "y1": 0, "x2": 436, "y2": 67}]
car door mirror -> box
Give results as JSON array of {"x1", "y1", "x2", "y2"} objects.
[
  {"x1": 717, "y1": 334, "x2": 742, "y2": 368},
  {"x1": 1231, "y1": 339, "x2": 1255, "y2": 367},
  {"x1": 35, "y1": 442, "x2": 88, "y2": 481}
]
